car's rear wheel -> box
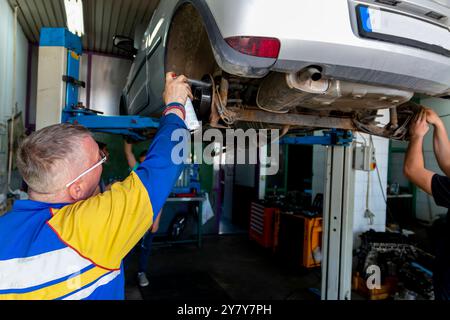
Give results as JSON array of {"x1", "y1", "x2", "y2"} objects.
[{"x1": 165, "y1": 4, "x2": 218, "y2": 82}]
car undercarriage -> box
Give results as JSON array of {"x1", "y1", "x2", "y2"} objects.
[
  {"x1": 187, "y1": 71, "x2": 422, "y2": 140},
  {"x1": 165, "y1": 3, "x2": 425, "y2": 141}
]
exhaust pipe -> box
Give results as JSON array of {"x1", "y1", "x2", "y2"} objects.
[
  {"x1": 305, "y1": 67, "x2": 323, "y2": 81},
  {"x1": 257, "y1": 67, "x2": 413, "y2": 113},
  {"x1": 287, "y1": 67, "x2": 329, "y2": 93},
  {"x1": 256, "y1": 67, "x2": 329, "y2": 113}
]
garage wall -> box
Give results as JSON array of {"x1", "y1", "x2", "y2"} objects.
[
  {"x1": 84, "y1": 54, "x2": 132, "y2": 115},
  {"x1": 352, "y1": 134, "x2": 389, "y2": 248},
  {"x1": 0, "y1": 0, "x2": 29, "y2": 193},
  {"x1": 312, "y1": 110, "x2": 389, "y2": 248},
  {"x1": 28, "y1": 51, "x2": 132, "y2": 126}
]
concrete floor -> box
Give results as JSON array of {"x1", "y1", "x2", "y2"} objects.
[
  {"x1": 125, "y1": 234, "x2": 322, "y2": 300},
  {"x1": 123, "y1": 220, "x2": 436, "y2": 301}
]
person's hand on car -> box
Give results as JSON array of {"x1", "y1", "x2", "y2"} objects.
[
  {"x1": 409, "y1": 110, "x2": 430, "y2": 139},
  {"x1": 425, "y1": 108, "x2": 442, "y2": 127},
  {"x1": 163, "y1": 72, "x2": 193, "y2": 106}
]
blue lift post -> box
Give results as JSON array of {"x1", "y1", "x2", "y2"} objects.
[{"x1": 39, "y1": 27, "x2": 160, "y2": 141}]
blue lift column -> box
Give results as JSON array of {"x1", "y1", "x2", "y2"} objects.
[{"x1": 36, "y1": 28, "x2": 159, "y2": 140}]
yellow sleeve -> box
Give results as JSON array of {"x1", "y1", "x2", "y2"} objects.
[{"x1": 48, "y1": 172, "x2": 154, "y2": 270}]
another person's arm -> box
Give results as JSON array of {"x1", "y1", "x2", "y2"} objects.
[
  {"x1": 124, "y1": 141, "x2": 137, "y2": 170},
  {"x1": 150, "y1": 210, "x2": 162, "y2": 234},
  {"x1": 403, "y1": 110, "x2": 435, "y2": 195},
  {"x1": 426, "y1": 108, "x2": 450, "y2": 177},
  {"x1": 47, "y1": 73, "x2": 191, "y2": 270}
]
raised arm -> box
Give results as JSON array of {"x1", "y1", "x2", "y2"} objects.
[
  {"x1": 404, "y1": 110, "x2": 435, "y2": 195},
  {"x1": 134, "y1": 72, "x2": 192, "y2": 214},
  {"x1": 426, "y1": 108, "x2": 450, "y2": 177},
  {"x1": 123, "y1": 140, "x2": 137, "y2": 170}
]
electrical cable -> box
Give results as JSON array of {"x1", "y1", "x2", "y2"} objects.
[{"x1": 369, "y1": 135, "x2": 398, "y2": 225}]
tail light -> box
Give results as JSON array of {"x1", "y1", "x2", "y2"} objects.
[{"x1": 225, "y1": 36, "x2": 281, "y2": 59}]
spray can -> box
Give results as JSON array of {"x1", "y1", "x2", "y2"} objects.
[
  {"x1": 171, "y1": 74, "x2": 201, "y2": 131},
  {"x1": 184, "y1": 97, "x2": 201, "y2": 132}
]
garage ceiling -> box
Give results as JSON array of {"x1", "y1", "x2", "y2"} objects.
[{"x1": 8, "y1": 0, "x2": 160, "y2": 57}]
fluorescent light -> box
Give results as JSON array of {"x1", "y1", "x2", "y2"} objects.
[{"x1": 64, "y1": 0, "x2": 84, "y2": 36}]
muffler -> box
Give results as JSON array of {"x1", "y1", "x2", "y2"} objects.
[{"x1": 257, "y1": 68, "x2": 413, "y2": 113}]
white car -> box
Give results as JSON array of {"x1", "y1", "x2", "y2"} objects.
[{"x1": 115, "y1": 0, "x2": 450, "y2": 140}]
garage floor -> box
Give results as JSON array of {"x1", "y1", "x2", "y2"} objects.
[{"x1": 124, "y1": 234, "x2": 322, "y2": 300}]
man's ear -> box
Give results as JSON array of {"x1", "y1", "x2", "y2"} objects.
[{"x1": 67, "y1": 182, "x2": 83, "y2": 201}]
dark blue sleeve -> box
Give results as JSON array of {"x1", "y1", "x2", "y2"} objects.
[{"x1": 135, "y1": 114, "x2": 188, "y2": 220}]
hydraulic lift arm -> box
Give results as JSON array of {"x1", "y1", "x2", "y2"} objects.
[{"x1": 36, "y1": 28, "x2": 160, "y2": 140}]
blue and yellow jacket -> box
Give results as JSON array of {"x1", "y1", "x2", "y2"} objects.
[{"x1": 0, "y1": 114, "x2": 187, "y2": 300}]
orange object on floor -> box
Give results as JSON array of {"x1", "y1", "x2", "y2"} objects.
[
  {"x1": 302, "y1": 216, "x2": 322, "y2": 268},
  {"x1": 274, "y1": 213, "x2": 323, "y2": 268}
]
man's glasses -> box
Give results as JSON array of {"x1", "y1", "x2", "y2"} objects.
[{"x1": 65, "y1": 150, "x2": 107, "y2": 188}]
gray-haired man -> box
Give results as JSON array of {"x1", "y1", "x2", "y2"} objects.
[{"x1": 0, "y1": 72, "x2": 192, "y2": 300}]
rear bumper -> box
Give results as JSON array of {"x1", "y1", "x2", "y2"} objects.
[{"x1": 271, "y1": 38, "x2": 450, "y2": 96}]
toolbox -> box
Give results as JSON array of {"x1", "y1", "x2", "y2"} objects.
[{"x1": 249, "y1": 202, "x2": 278, "y2": 249}]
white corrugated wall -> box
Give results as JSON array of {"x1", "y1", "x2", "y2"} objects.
[{"x1": 0, "y1": 0, "x2": 29, "y2": 194}]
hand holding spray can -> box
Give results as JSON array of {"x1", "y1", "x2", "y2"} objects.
[{"x1": 171, "y1": 74, "x2": 201, "y2": 132}]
